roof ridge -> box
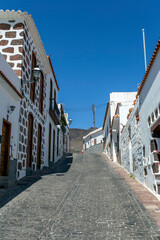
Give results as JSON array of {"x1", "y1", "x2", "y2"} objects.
[
  {"x1": 0, "y1": 9, "x2": 28, "y2": 15},
  {"x1": 137, "y1": 39, "x2": 160, "y2": 96}
]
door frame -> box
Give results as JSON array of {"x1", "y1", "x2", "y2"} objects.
[
  {"x1": 0, "y1": 118, "x2": 11, "y2": 176},
  {"x1": 37, "y1": 124, "x2": 42, "y2": 169},
  {"x1": 52, "y1": 129, "x2": 55, "y2": 162},
  {"x1": 27, "y1": 113, "x2": 34, "y2": 168}
]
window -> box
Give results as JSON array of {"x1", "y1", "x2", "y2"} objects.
[
  {"x1": 155, "y1": 108, "x2": 158, "y2": 118},
  {"x1": 151, "y1": 113, "x2": 154, "y2": 123},
  {"x1": 30, "y1": 52, "x2": 36, "y2": 102},
  {"x1": 39, "y1": 71, "x2": 44, "y2": 113},
  {"x1": 54, "y1": 89, "x2": 56, "y2": 102},
  {"x1": 148, "y1": 116, "x2": 151, "y2": 126},
  {"x1": 128, "y1": 126, "x2": 131, "y2": 139},
  {"x1": 50, "y1": 79, "x2": 53, "y2": 109},
  {"x1": 143, "y1": 145, "x2": 145, "y2": 157}
]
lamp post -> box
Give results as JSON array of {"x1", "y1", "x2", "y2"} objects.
[
  {"x1": 69, "y1": 119, "x2": 72, "y2": 125},
  {"x1": 21, "y1": 66, "x2": 41, "y2": 85},
  {"x1": 7, "y1": 105, "x2": 16, "y2": 121}
]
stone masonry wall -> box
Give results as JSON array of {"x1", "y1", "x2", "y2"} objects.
[
  {"x1": 0, "y1": 21, "x2": 24, "y2": 77},
  {"x1": 0, "y1": 19, "x2": 47, "y2": 179},
  {"x1": 120, "y1": 99, "x2": 144, "y2": 184}
]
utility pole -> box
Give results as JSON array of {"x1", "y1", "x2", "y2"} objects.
[
  {"x1": 92, "y1": 104, "x2": 96, "y2": 128},
  {"x1": 142, "y1": 28, "x2": 147, "y2": 71}
]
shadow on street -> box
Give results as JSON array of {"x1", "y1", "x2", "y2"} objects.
[{"x1": 0, "y1": 153, "x2": 73, "y2": 209}]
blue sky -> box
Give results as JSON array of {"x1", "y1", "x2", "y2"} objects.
[{"x1": 1, "y1": 0, "x2": 160, "y2": 129}]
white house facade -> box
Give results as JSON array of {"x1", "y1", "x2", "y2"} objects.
[
  {"x1": 0, "y1": 10, "x2": 65, "y2": 180},
  {"x1": 103, "y1": 92, "x2": 136, "y2": 162},
  {"x1": 0, "y1": 52, "x2": 22, "y2": 186},
  {"x1": 44, "y1": 56, "x2": 60, "y2": 167},
  {"x1": 58, "y1": 104, "x2": 70, "y2": 158},
  {"x1": 120, "y1": 98, "x2": 144, "y2": 184},
  {"x1": 83, "y1": 127, "x2": 104, "y2": 150},
  {"x1": 114, "y1": 40, "x2": 160, "y2": 200},
  {"x1": 137, "y1": 40, "x2": 160, "y2": 199}
]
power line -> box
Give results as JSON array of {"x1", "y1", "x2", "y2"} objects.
[
  {"x1": 92, "y1": 104, "x2": 96, "y2": 128},
  {"x1": 65, "y1": 103, "x2": 107, "y2": 112}
]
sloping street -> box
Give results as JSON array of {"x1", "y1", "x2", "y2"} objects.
[{"x1": 0, "y1": 153, "x2": 160, "y2": 240}]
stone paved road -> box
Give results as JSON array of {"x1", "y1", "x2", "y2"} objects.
[{"x1": 0, "y1": 153, "x2": 160, "y2": 240}]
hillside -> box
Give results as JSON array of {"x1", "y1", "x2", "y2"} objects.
[{"x1": 69, "y1": 128, "x2": 97, "y2": 153}]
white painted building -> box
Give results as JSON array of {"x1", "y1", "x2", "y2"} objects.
[
  {"x1": 0, "y1": 10, "x2": 63, "y2": 179},
  {"x1": 103, "y1": 92, "x2": 137, "y2": 161},
  {"x1": 57, "y1": 104, "x2": 70, "y2": 159},
  {"x1": 44, "y1": 56, "x2": 60, "y2": 166},
  {"x1": 137, "y1": 39, "x2": 160, "y2": 199},
  {"x1": 0, "y1": 53, "x2": 22, "y2": 185},
  {"x1": 120, "y1": 98, "x2": 144, "y2": 183},
  {"x1": 83, "y1": 127, "x2": 104, "y2": 150},
  {"x1": 120, "y1": 40, "x2": 160, "y2": 200}
]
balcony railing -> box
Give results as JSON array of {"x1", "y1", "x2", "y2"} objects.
[
  {"x1": 49, "y1": 98, "x2": 60, "y2": 125},
  {"x1": 50, "y1": 98, "x2": 60, "y2": 115}
]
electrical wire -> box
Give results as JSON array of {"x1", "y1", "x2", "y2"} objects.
[{"x1": 65, "y1": 103, "x2": 107, "y2": 112}]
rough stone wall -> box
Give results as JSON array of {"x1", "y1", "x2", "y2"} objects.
[
  {"x1": 0, "y1": 21, "x2": 24, "y2": 77},
  {"x1": 120, "y1": 99, "x2": 144, "y2": 184},
  {"x1": 0, "y1": 19, "x2": 47, "y2": 179}
]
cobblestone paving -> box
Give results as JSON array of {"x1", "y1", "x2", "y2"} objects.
[{"x1": 0, "y1": 153, "x2": 160, "y2": 240}]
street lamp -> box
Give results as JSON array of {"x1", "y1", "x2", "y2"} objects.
[
  {"x1": 7, "y1": 105, "x2": 16, "y2": 120},
  {"x1": 69, "y1": 119, "x2": 72, "y2": 125},
  {"x1": 21, "y1": 66, "x2": 41, "y2": 85}
]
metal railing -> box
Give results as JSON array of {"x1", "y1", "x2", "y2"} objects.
[{"x1": 50, "y1": 98, "x2": 60, "y2": 116}]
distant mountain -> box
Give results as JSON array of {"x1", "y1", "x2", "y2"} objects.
[{"x1": 69, "y1": 127, "x2": 97, "y2": 153}]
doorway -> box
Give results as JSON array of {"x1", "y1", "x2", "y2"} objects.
[
  {"x1": 37, "y1": 124, "x2": 42, "y2": 169},
  {"x1": 52, "y1": 129, "x2": 55, "y2": 162},
  {"x1": 27, "y1": 113, "x2": 33, "y2": 168},
  {"x1": 0, "y1": 119, "x2": 11, "y2": 176}
]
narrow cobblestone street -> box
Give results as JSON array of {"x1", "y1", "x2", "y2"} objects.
[{"x1": 0, "y1": 153, "x2": 160, "y2": 240}]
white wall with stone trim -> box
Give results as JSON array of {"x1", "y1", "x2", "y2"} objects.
[
  {"x1": 139, "y1": 48, "x2": 160, "y2": 199},
  {"x1": 0, "y1": 14, "x2": 49, "y2": 179}
]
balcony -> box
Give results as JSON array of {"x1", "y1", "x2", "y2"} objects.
[{"x1": 49, "y1": 98, "x2": 60, "y2": 125}]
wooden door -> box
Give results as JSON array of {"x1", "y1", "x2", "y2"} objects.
[
  {"x1": 27, "y1": 114, "x2": 33, "y2": 167},
  {"x1": 94, "y1": 138, "x2": 97, "y2": 145},
  {"x1": 52, "y1": 129, "x2": 55, "y2": 162},
  {"x1": 37, "y1": 124, "x2": 42, "y2": 169},
  {"x1": 0, "y1": 119, "x2": 11, "y2": 176}
]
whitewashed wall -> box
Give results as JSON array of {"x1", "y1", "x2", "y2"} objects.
[
  {"x1": 120, "y1": 99, "x2": 144, "y2": 183},
  {"x1": 83, "y1": 128, "x2": 104, "y2": 150},
  {"x1": 0, "y1": 53, "x2": 21, "y2": 164},
  {"x1": 44, "y1": 71, "x2": 58, "y2": 165},
  {"x1": 139, "y1": 48, "x2": 160, "y2": 199}
]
